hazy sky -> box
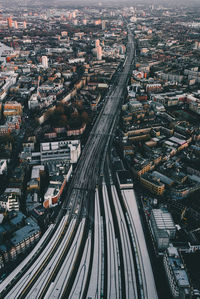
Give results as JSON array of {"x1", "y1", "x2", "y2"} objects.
[{"x1": 3, "y1": 0, "x2": 200, "y2": 8}]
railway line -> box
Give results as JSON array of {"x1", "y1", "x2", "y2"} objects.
[
  {"x1": 102, "y1": 183, "x2": 121, "y2": 299},
  {"x1": 98, "y1": 155, "x2": 158, "y2": 299},
  {"x1": 68, "y1": 231, "x2": 91, "y2": 299},
  {"x1": 44, "y1": 219, "x2": 86, "y2": 299},
  {"x1": 22, "y1": 218, "x2": 77, "y2": 299},
  {"x1": 122, "y1": 189, "x2": 158, "y2": 299},
  {"x1": 0, "y1": 26, "x2": 137, "y2": 299},
  {"x1": 4, "y1": 215, "x2": 70, "y2": 299},
  {"x1": 111, "y1": 185, "x2": 138, "y2": 298},
  {"x1": 86, "y1": 190, "x2": 103, "y2": 299}
]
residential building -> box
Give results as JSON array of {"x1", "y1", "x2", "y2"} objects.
[
  {"x1": 140, "y1": 173, "x2": 165, "y2": 195},
  {"x1": 0, "y1": 193, "x2": 20, "y2": 211},
  {"x1": 163, "y1": 245, "x2": 191, "y2": 299},
  {"x1": 4, "y1": 101, "x2": 22, "y2": 116}
]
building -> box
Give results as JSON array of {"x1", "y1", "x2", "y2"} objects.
[
  {"x1": 95, "y1": 39, "x2": 100, "y2": 48},
  {"x1": 146, "y1": 83, "x2": 162, "y2": 93},
  {"x1": 150, "y1": 208, "x2": 176, "y2": 250},
  {"x1": 96, "y1": 46, "x2": 102, "y2": 60},
  {"x1": 10, "y1": 217, "x2": 40, "y2": 255},
  {"x1": 163, "y1": 245, "x2": 191, "y2": 299},
  {"x1": 66, "y1": 123, "x2": 86, "y2": 136},
  {"x1": 68, "y1": 58, "x2": 85, "y2": 64},
  {"x1": 0, "y1": 193, "x2": 20, "y2": 211},
  {"x1": 4, "y1": 101, "x2": 22, "y2": 116},
  {"x1": 0, "y1": 115, "x2": 21, "y2": 136},
  {"x1": 116, "y1": 170, "x2": 133, "y2": 189},
  {"x1": 0, "y1": 211, "x2": 30, "y2": 265},
  {"x1": 171, "y1": 185, "x2": 191, "y2": 200},
  {"x1": 40, "y1": 140, "x2": 81, "y2": 164},
  {"x1": 14, "y1": 21, "x2": 18, "y2": 29},
  {"x1": 31, "y1": 165, "x2": 44, "y2": 181},
  {"x1": 42, "y1": 56, "x2": 48, "y2": 68},
  {"x1": 0, "y1": 160, "x2": 7, "y2": 175},
  {"x1": 94, "y1": 19, "x2": 101, "y2": 26},
  {"x1": 28, "y1": 94, "x2": 38, "y2": 110},
  {"x1": 61, "y1": 31, "x2": 68, "y2": 37},
  {"x1": 26, "y1": 192, "x2": 40, "y2": 213},
  {"x1": 140, "y1": 173, "x2": 165, "y2": 195},
  {"x1": 43, "y1": 162, "x2": 72, "y2": 208},
  {"x1": 21, "y1": 140, "x2": 81, "y2": 165},
  {"x1": 152, "y1": 171, "x2": 174, "y2": 187},
  {"x1": 189, "y1": 100, "x2": 200, "y2": 115},
  {"x1": 2, "y1": 217, "x2": 41, "y2": 261},
  {"x1": 27, "y1": 165, "x2": 45, "y2": 191},
  {"x1": 169, "y1": 137, "x2": 188, "y2": 151},
  {"x1": 7, "y1": 17, "x2": 12, "y2": 28},
  {"x1": 129, "y1": 100, "x2": 143, "y2": 112},
  {"x1": 102, "y1": 20, "x2": 106, "y2": 30},
  {"x1": 182, "y1": 249, "x2": 200, "y2": 297}
]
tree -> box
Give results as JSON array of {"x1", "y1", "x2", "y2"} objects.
[
  {"x1": 58, "y1": 114, "x2": 68, "y2": 127},
  {"x1": 71, "y1": 109, "x2": 79, "y2": 118},
  {"x1": 56, "y1": 104, "x2": 65, "y2": 114},
  {"x1": 81, "y1": 111, "x2": 89, "y2": 123}
]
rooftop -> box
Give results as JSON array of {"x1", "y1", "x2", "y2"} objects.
[
  {"x1": 167, "y1": 246, "x2": 190, "y2": 288},
  {"x1": 10, "y1": 217, "x2": 40, "y2": 246},
  {"x1": 152, "y1": 209, "x2": 175, "y2": 230}
]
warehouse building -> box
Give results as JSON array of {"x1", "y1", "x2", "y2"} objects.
[{"x1": 150, "y1": 208, "x2": 176, "y2": 251}]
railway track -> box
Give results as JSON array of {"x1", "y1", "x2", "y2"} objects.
[{"x1": 0, "y1": 27, "x2": 135, "y2": 299}]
